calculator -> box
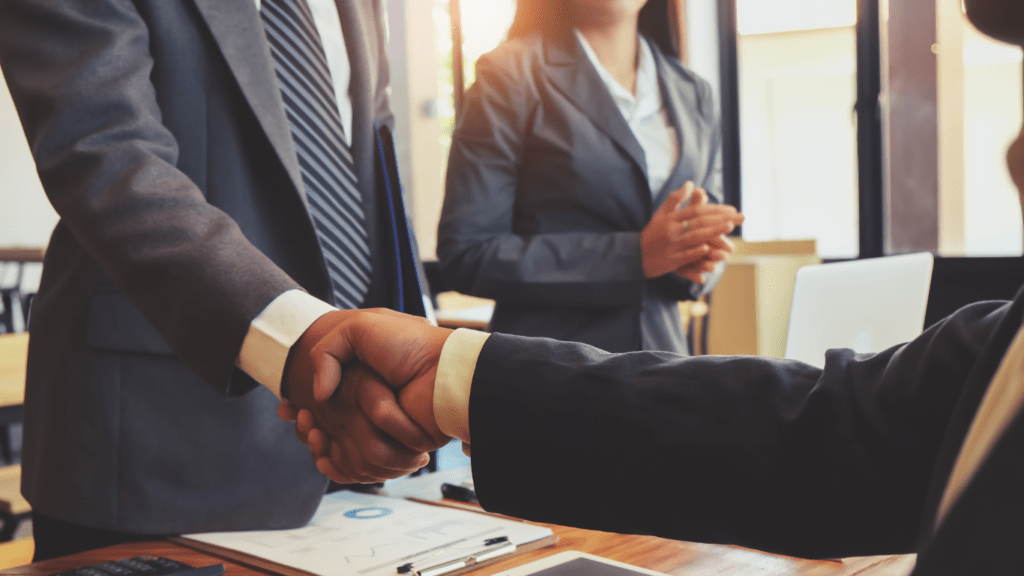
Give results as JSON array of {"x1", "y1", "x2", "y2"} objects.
[{"x1": 50, "y1": 554, "x2": 195, "y2": 576}]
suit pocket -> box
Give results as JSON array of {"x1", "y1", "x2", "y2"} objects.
[{"x1": 87, "y1": 291, "x2": 174, "y2": 356}]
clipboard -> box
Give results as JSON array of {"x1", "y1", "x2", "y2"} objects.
[{"x1": 174, "y1": 491, "x2": 557, "y2": 576}]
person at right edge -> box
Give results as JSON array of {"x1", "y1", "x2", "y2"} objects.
[
  {"x1": 290, "y1": 0, "x2": 1024, "y2": 572},
  {"x1": 437, "y1": 0, "x2": 743, "y2": 353}
]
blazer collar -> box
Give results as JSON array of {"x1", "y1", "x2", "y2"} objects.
[
  {"x1": 543, "y1": 32, "x2": 648, "y2": 185},
  {"x1": 332, "y1": 0, "x2": 377, "y2": 199},
  {"x1": 650, "y1": 45, "x2": 691, "y2": 207},
  {"x1": 193, "y1": 0, "x2": 305, "y2": 199},
  {"x1": 192, "y1": 0, "x2": 378, "y2": 205}
]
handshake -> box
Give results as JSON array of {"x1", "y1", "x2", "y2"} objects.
[
  {"x1": 278, "y1": 309, "x2": 459, "y2": 484},
  {"x1": 274, "y1": 180, "x2": 743, "y2": 484}
]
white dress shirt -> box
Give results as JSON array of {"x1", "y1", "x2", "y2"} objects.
[
  {"x1": 237, "y1": 0, "x2": 354, "y2": 398},
  {"x1": 575, "y1": 31, "x2": 679, "y2": 195}
]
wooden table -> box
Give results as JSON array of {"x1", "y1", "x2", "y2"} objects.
[{"x1": 0, "y1": 517, "x2": 915, "y2": 576}]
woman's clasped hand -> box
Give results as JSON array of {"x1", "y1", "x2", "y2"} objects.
[{"x1": 640, "y1": 181, "x2": 744, "y2": 282}]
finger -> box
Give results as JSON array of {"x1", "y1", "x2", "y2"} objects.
[
  {"x1": 688, "y1": 201, "x2": 737, "y2": 218},
  {"x1": 666, "y1": 244, "x2": 711, "y2": 269},
  {"x1": 314, "y1": 353, "x2": 343, "y2": 402},
  {"x1": 296, "y1": 408, "x2": 315, "y2": 438},
  {"x1": 326, "y1": 440, "x2": 381, "y2": 484},
  {"x1": 343, "y1": 414, "x2": 431, "y2": 473},
  {"x1": 672, "y1": 199, "x2": 735, "y2": 221},
  {"x1": 351, "y1": 366, "x2": 439, "y2": 453},
  {"x1": 705, "y1": 249, "x2": 731, "y2": 262},
  {"x1": 278, "y1": 402, "x2": 299, "y2": 422},
  {"x1": 335, "y1": 441, "x2": 398, "y2": 483},
  {"x1": 701, "y1": 235, "x2": 735, "y2": 253},
  {"x1": 693, "y1": 187, "x2": 709, "y2": 205},
  {"x1": 315, "y1": 456, "x2": 359, "y2": 485},
  {"x1": 334, "y1": 384, "x2": 433, "y2": 472},
  {"x1": 677, "y1": 214, "x2": 740, "y2": 237},
  {"x1": 308, "y1": 427, "x2": 330, "y2": 460},
  {"x1": 660, "y1": 181, "x2": 694, "y2": 214},
  {"x1": 329, "y1": 430, "x2": 421, "y2": 479},
  {"x1": 670, "y1": 224, "x2": 736, "y2": 249}
]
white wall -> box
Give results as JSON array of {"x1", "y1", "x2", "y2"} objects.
[{"x1": 0, "y1": 65, "x2": 57, "y2": 292}]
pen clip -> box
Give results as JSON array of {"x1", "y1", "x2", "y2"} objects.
[{"x1": 404, "y1": 541, "x2": 517, "y2": 576}]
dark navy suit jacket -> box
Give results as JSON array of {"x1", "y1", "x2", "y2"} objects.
[{"x1": 469, "y1": 287, "x2": 1024, "y2": 574}]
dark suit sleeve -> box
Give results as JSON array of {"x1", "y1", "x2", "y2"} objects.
[
  {"x1": 0, "y1": 1, "x2": 298, "y2": 391},
  {"x1": 437, "y1": 54, "x2": 648, "y2": 308},
  {"x1": 469, "y1": 300, "x2": 1012, "y2": 559}
]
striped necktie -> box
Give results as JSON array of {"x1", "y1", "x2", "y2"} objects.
[{"x1": 261, "y1": 0, "x2": 372, "y2": 309}]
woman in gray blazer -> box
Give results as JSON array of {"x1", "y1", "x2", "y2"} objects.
[{"x1": 438, "y1": 0, "x2": 743, "y2": 353}]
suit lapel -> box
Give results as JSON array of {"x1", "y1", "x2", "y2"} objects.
[
  {"x1": 916, "y1": 285, "x2": 1024, "y2": 547},
  {"x1": 543, "y1": 34, "x2": 648, "y2": 186},
  {"x1": 333, "y1": 0, "x2": 380, "y2": 256},
  {"x1": 193, "y1": 0, "x2": 305, "y2": 200},
  {"x1": 650, "y1": 45, "x2": 692, "y2": 208},
  {"x1": 916, "y1": 404, "x2": 1024, "y2": 572}
]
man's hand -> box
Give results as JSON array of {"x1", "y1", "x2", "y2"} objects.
[
  {"x1": 281, "y1": 309, "x2": 442, "y2": 482},
  {"x1": 306, "y1": 310, "x2": 453, "y2": 442}
]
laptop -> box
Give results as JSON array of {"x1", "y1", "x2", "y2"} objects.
[{"x1": 783, "y1": 252, "x2": 934, "y2": 368}]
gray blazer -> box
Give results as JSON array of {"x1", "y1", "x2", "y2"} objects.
[
  {"x1": 437, "y1": 31, "x2": 723, "y2": 354},
  {"x1": 0, "y1": 0, "x2": 395, "y2": 534}
]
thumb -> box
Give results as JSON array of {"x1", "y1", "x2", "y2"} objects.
[
  {"x1": 314, "y1": 353, "x2": 343, "y2": 402},
  {"x1": 309, "y1": 315, "x2": 367, "y2": 402},
  {"x1": 660, "y1": 181, "x2": 694, "y2": 214}
]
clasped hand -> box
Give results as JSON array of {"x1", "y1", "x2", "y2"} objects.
[
  {"x1": 641, "y1": 181, "x2": 745, "y2": 282},
  {"x1": 278, "y1": 309, "x2": 453, "y2": 484}
]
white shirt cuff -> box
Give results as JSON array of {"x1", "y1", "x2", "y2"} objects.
[
  {"x1": 237, "y1": 290, "x2": 337, "y2": 399},
  {"x1": 434, "y1": 328, "x2": 490, "y2": 445}
]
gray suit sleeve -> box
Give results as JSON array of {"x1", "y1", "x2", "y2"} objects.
[
  {"x1": 0, "y1": 1, "x2": 298, "y2": 391},
  {"x1": 437, "y1": 55, "x2": 648, "y2": 308}
]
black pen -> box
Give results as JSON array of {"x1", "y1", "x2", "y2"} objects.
[{"x1": 441, "y1": 481, "x2": 477, "y2": 503}]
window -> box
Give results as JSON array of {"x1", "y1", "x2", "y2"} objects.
[{"x1": 735, "y1": 0, "x2": 859, "y2": 258}]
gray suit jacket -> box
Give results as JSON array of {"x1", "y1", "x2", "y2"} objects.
[
  {"x1": 437, "y1": 31, "x2": 723, "y2": 354},
  {"x1": 0, "y1": 0, "x2": 395, "y2": 534}
]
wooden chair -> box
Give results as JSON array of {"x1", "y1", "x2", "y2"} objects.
[
  {"x1": 0, "y1": 465, "x2": 29, "y2": 542},
  {"x1": 0, "y1": 334, "x2": 27, "y2": 464},
  {"x1": 0, "y1": 537, "x2": 33, "y2": 569}
]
